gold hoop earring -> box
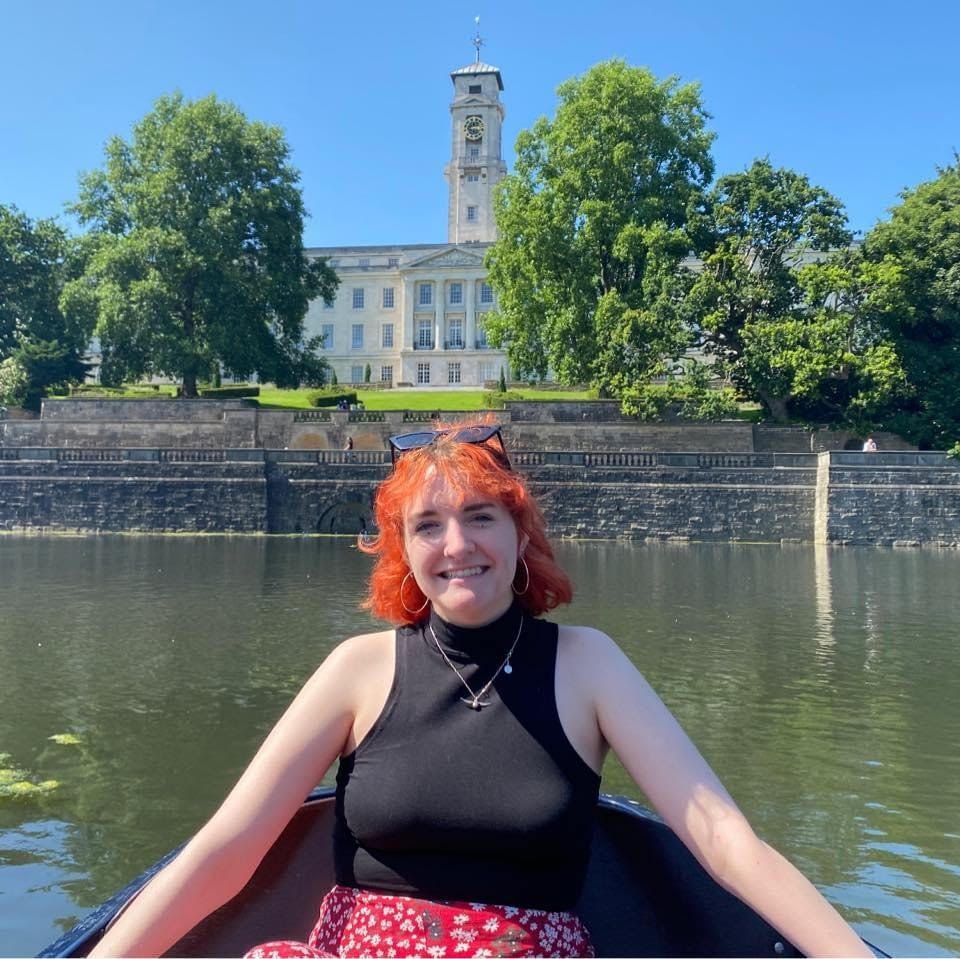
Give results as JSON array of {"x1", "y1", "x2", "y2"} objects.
[
  {"x1": 512, "y1": 555, "x2": 530, "y2": 596},
  {"x1": 400, "y1": 571, "x2": 430, "y2": 616}
]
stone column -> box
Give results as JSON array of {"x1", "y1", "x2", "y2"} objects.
[
  {"x1": 465, "y1": 277, "x2": 476, "y2": 350},
  {"x1": 402, "y1": 276, "x2": 414, "y2": 348},
  {"x1": 434, "y1": 278, "x2": 443, "y2": 350}
]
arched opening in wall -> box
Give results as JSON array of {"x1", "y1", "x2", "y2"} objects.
[
  {"x1": 843, "y1": 438, "x2": 864, "y2": 450},
  {"x1": 315, "y1": 498, "x2": 374, "y2": 535}
]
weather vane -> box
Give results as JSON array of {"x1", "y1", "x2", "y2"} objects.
[{"x1": 472, "y1": 16, "x2": 485, "y2": 63}]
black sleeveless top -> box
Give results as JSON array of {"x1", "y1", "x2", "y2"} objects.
[{"x1": 333, "y1": 604, "x2": 602, "y2": 911}]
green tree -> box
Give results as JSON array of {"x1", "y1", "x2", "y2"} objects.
[
  {"x1": 485, "y1": 60, "x2": 714, "y2": 391},
  {"x1": 859, "y1": 160, "x2": 960, "y2": 448},
  {"x1": 686, "y1": 158, "x2": 854, "y2": 421},
  {"x1": 787, "y1": 250, "x2": 909, "y2": 427},
  {"x1": 0, "y1": 356, "x2": 29, "y2": 407},
  {"x1": 61, "y1": 93, "x2": 337, "y2": 397},
  {"x1": 0, "y1": 205, "x2": 92, "y2": 407},
  {"x1": 364, "y1": 363, "x2": 372, "y2": 384}
]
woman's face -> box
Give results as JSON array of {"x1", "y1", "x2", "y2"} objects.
[{"x1": 403, "y1": 470, "x2": 526, "y2": 627}]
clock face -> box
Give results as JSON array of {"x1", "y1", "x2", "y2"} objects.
[{"x1": 464, "y1": 116, "x2": 484, "y2": 141}]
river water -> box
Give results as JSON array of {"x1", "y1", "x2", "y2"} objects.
[{"x1": 1, "y1": 536, "x2": 958, "y2": 957}]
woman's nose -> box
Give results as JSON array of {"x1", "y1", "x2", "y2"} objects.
[{"x1": 443, "y1": 519, "x2": 474, "y2": 555}]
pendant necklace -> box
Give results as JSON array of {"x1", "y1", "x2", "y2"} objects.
[{"x1": 427, "y1": 614, "x2": 524, "y2": 710}]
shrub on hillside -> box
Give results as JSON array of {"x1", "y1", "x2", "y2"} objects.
[
  {"x1": 481, "y1": 390, "x2": 526, "y2": 409},
  {"x1": 197, "y1": 385, "x2": 260, "y2": 399},
  {"x1": 620, "y1": 382, "x2": 739, "y2": 421},
  {"x1": 306, "y1": 388, "x2": 358, "y2": 408}
]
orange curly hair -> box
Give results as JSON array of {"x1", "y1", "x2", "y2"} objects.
[{"x1": 359, "y1": 418, "x2": 573, "y2": 624}]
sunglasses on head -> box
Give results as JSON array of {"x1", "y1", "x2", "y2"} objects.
[{"x1": 387, "y1": 425, "x2": 511, "y2": 468}]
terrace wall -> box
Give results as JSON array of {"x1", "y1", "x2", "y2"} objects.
[{"x1": 1, "y1": 449, "x2": 956, "y2": 545}]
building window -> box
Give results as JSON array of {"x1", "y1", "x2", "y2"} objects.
[
  {"x1": 469, "y1": 84, "x2": 481, "y2": 94},
  {"x1": 322, "y1": 296, "x2": 334, "y2": 310},
  {"x1": 351, "y1": 324, "x2": 363, "y2": 348},
  {"x1": 387, "y1": 256, "x2": 399, "y2": 267},
  {"x1": 382, "y1": 287, "x2": 395, "y2": 308},
  {"x1": 352, "y1": 288, "x2": 364, "y2": 309},
  {"x1": 469, "y1": 146, "x2": 480, "y2": 158},
  {"x1": 321, "y1": 323, "x2": 334, "y2": 349},
  {"x1": 359, "y1": 258, "x2": 370, "y2": 268},
  {"x1": 480, "y1": 282, "x2": 494, "y2": 304},
  {"x1": 329, "y1": 258, "x2": 340, "y2": 267},
  {"x1": 382, "y1": 323, "x2": 394, "y2": 348},
  {"x1": 448, "y1": 362, "x2": 461, "y2": 384},
  {"x1": 419, "y1": 283, "x2": 432, "y2": 306},
  {"x1": 380, "y1": 365, "x2": 393, "y2": 383},
  {"x1": 475, "y1": 321, "x2": 487, "y2": 348},
  {"x1": 448, "y1": 318, "x2": 463, "y2": 348},
  {"x1": 466, "y1": 173, "x2": 480, "y2": 183},
  {"x1": 351, "y1": 365, "x2": 364, "y2": 384},
  {"x1": 479, "y1": 361, "x2": 496, "y2": 383},
  {"x1": 466, "y1": 206, "x2": 478, "y2": 222},
  {"x1": 417, "y1": 362, "x2": 431, "y2": 385},
  {"x1": 449, "y1": 282, "x2": 463, "y2": 305},
  {"x1": 417, "y1": 319, "x2": 432, "y2": 348}
]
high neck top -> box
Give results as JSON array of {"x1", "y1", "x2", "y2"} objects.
[
  {"x1": 333, "y1": 608, "x2": 601, "y2": 911},
  {"x1": 426, "y1": 602, "x2": 524, "y2": 663}
]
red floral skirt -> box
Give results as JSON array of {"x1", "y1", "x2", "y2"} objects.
[{"x1": 244, "y1": 884, "x2": 594, "y2": 958}]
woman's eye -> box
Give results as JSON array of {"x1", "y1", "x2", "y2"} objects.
[
  {"x1": 415, "y1": 522, "x2": 439, "y2": 534},
  {"x1": 471, "y1": 514, "x2": 494, "y2": 524}
]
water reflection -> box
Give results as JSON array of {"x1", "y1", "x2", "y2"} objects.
[{"x1": 1, "y1": 537, "x2": 958, "y2": 956}]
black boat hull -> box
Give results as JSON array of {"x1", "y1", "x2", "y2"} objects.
[{"x1": 40, "y1": 790, "x2": 885, "y2": 958}]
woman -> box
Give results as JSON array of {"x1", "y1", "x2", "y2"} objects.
[{"x1": 89, "y1": 421, "x2": 870, "y2": 958}]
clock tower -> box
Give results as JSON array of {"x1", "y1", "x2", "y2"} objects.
[{"x1": 444, "y1": 36, "x2": 506, "y2": 244}]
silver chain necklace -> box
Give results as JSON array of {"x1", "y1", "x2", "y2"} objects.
[{"x1": 427, "y1": 614, "x2": 524, "y2": 710}]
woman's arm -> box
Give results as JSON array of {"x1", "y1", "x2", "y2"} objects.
[
  {"x1": 88, "y1": 632, "x2": 389, "y2": 958},
  {"x1": 567, "y1": 627, "x2": 871, "y2": 959}
]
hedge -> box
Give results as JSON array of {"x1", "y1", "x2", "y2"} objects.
[
  {"x1": 197, "y1": 385, "x2": 260, "y2": 399},
  {"x1": 306, "y1": 388, "x2": 359, "y2": 408}
]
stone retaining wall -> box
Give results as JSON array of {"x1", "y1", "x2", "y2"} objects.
[
  {"x1": 0, "y1": 459, "x2": 267, "y2": 533},
  {"x1": 2, "y1": 449, "x2": 956, "y2": 544},
  {"x1": 821, "y1": 454, "x2": 960, "y2": 546},
  {"x1": 1, "y1": 399, "x2": 919, "y2": 456}
]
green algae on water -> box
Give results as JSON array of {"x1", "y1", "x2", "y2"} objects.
[{"x1": 48, "y1": 733, "x2": 82, "y2": 746}]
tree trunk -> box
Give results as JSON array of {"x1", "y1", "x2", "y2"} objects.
[
  {"x1": 759, "y1": 391, "x2": 790, "y2": 422},
  {"x1": 181, "y1": 373, "x2": 198, "y2": 398}
]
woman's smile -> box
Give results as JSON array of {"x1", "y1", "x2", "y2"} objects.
[{"x1": 439, "y1": 566, "x2": 486, "y2": 580}]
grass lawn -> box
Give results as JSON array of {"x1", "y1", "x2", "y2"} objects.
[{"x1": 256, "y1": 387, "x2": 596, "y2": 410}]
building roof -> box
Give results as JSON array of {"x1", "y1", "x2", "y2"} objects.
[{"x1": 450, "y1": 61, "x2": 503, "y2": 90}]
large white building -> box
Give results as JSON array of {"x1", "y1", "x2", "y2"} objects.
[{"x1": 303, "y1": 55, "x2": 511, "y2": 388}]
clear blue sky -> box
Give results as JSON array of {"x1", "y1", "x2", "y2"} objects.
[{"x1": 3, "y1": 0, "x2": 958, "y2": 248}]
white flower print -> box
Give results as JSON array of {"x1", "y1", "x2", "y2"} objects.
[
  {"x1": 427, "y1": 946, "x2": 447, "y2": 958},
  {"x1": 482, "y1": 918, "x2": 499, "y2": 933},
  {"x1": 453, "y1": 913, "x2": 469, "y2": 925}
]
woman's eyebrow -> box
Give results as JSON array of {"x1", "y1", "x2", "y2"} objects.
[{"x1": 407, "y1": 509, "x2": 438, "y2": 523}]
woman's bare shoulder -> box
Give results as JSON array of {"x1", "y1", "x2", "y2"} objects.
[
  {"x1": 320, "y1": 628, "x2": 395, "y2": 676},
  {"x1": 557, "y1": 623, "x2": 621, "y2": 656},
  {"x1": 556, "y1": 624, "x2": 641, "y2": 688}
]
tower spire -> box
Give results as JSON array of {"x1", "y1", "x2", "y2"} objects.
[{"x1": 472, "y1": 16, "x2": 485, "y2": 63}]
